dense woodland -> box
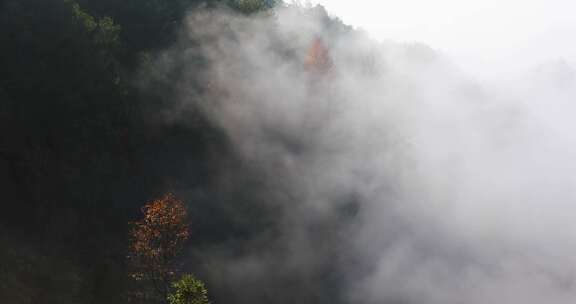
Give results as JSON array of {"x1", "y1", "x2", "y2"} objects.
[
  {"x1": 4, "y1": 1, "x2": 573, "y2": 303},
  {"x1": 0, "y1": 0, "x2": 357, "y2": 303}
]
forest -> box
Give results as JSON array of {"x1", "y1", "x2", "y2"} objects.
[
  {"x1": 7, "y1": 0, "x2": 573, "y2": 303},
  {"x1": 0, "y1": 0, "x2": 360, "y2": 303}
]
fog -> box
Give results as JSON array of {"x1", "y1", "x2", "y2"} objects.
[
  {"x1": 309, "y1": 0, "x2": 576, "y2": 79},
  {"x1": 150, "y1": 4, "x2": 576, "y2": 303}
]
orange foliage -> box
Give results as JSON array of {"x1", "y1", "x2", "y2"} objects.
[
  {"x1": 128, "y1": 193, "x2": 189, "y2": 300},
  {"x1": 304, "y1": 37, "x2": 333, "y2": 74}
]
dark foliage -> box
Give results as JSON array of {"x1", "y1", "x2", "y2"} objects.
[
  {"x1": 0, "y1": 0, "x2": 347, "y2": 303},
  {"x1": 0, "y1": 0, "x2": 271, "y2": 302}
]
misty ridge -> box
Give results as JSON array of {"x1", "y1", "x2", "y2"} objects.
[
  {"x1": 3, "y1": 0, "x2": 576, "y2": 303},
  {"x1": 150, "y1": 4, "x2": 576, "y2": 304}
]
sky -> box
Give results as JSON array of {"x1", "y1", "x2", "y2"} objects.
[{"x1": 305, "y1": 0, "x2": 576, "y2": 77}]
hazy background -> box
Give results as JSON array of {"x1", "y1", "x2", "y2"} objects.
[
  {"x1": 159, "y1": 4, "x2": 576, "y2": 303},
  {"x1": 307, "y1": 0, "x2": 576, "y2": 78},
  {"x1": 3, "y1": 1, "x2": 576, "y2": 303}
]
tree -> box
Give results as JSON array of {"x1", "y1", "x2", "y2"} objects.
[
  {"x1": 128, "y1": 193, "x2": 190, "y2": 302},
  {"x1": 229, "y1": 0, "x2": 278, "y2": 14},
  {"x1": 167, "y1": 274, "x2": 210, "y2": 304},
  {"x1": 304, "y1": 37, "x2": 333, "y2": 74}
]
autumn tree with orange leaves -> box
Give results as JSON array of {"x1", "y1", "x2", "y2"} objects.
[
  {"x1": 128, "y1": 193, "x2": 190, "y2": 303},
  {"x1": 304, "y1": 37, "x2": 333, "y2": 74}
]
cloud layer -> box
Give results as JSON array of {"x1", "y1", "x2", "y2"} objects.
[{"x1": 149, "y1": 5, "x2": 576, "y2": 303}]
